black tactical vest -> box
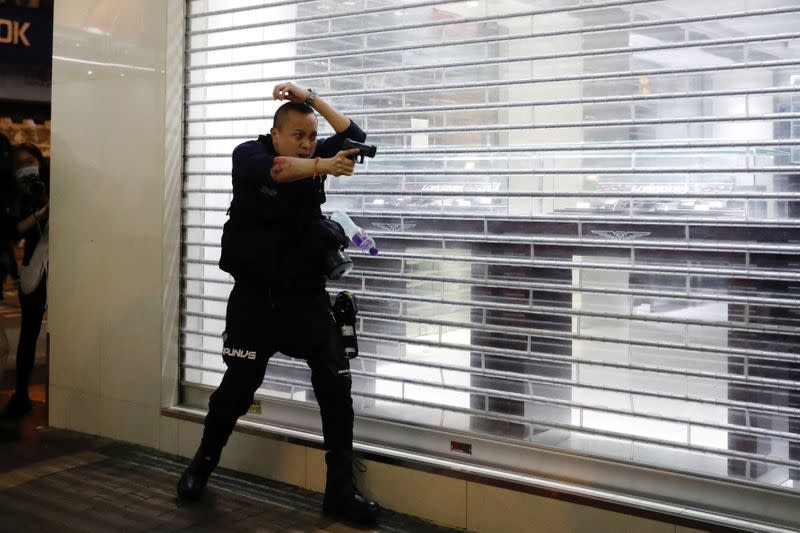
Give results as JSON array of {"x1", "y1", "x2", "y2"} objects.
[{"x1": 219, "y1": 136, "x2": 326, "y2": 284}]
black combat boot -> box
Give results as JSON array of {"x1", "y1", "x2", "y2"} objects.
[
  {"x1": 322, "y1": 451, "x2": 380, "y2": 524},
  {"x1": 176, "y1": 447, "x2": 220, "y2": 502}
]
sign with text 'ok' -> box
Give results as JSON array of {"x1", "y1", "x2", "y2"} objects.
[{"x1": 0, "y1": 6, "x2": 52, "y2": 64}]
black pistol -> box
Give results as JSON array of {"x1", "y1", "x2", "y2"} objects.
[{"x1": 342, "y1": 138, "x2": 377, "y2": 163}]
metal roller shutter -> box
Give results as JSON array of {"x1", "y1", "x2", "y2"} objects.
[{"x1": 181, "y1": 0, "x2": 800, "y2": 496}]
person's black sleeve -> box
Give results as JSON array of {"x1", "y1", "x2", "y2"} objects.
[
  {"x1": 0, "y1": 213, "x2": 17, "y2": 241},
  {"x1": 315, "y1": 120, "x2": 367, "y2": 158},
  {"x1": 231, "y1": 140, "x2": 277, "y2": 192}
]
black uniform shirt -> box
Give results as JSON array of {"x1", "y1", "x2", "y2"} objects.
[
  {"x1": 0, "y1": 212, "x2": 16, "y2": 242},
  {"x1": 220, "y1": 119, "x2": 367, "y2": 282}
]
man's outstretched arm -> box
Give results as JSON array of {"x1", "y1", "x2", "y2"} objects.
[
  {"x1": 234, "y1": 142, "x2": 359, "y2": 185},
  {"x1": 271, "y1": 149, "x2": 359, "y2": 183}
]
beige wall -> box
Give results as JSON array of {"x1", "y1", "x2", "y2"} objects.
[
  {"x1": 49, "y1": 0, "x2": 182, "y2": 444},
  {"x1": 46, "y1": 2, "x2": 705, "y2": 531}
]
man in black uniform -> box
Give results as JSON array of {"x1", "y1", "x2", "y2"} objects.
[{"x1": 177, "y1": 82, "x2": 380, "y2": 524}]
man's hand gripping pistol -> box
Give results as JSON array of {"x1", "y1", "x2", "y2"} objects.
[{"x1": 342, "y1": 138, "x2": 377, "y2": 163}]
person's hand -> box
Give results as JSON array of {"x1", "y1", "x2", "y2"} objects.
[
  {"x1": 272, "y1": 82, "x2": 310, "y2": 104},
  {"x1": 322, "y1": 149, "x2": 359, "y2": 176},
  {"x1": 34, "y1": 202, "x2": 49, "y2": 222}
]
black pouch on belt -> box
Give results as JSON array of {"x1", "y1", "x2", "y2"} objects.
[{"x1": 333, "y1": 291, "x2": 358, "y2": 358}]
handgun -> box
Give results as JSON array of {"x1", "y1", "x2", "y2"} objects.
[{"x1": 342, "y1": 138, "x2": 377, "y2": 163}]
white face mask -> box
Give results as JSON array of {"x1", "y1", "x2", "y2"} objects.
[{"x1": 15, "y1": 165, "x2": 39, "y2": 182}]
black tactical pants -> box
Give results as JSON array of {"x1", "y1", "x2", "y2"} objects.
[
  {"x1": 200, "y1": 282, "x2": 354, "y2": 457},
  {"x1": 16, "y1": 277, "x2": 47, "y2": 398}
]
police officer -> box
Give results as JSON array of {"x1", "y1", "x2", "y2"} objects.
[{"x1": 177, "y1": 82, "x2": 380, "y2": 524}]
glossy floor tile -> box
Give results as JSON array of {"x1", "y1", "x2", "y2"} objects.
[{"x1": 0, "y1": 427, "x2": 461, "y2": 533}]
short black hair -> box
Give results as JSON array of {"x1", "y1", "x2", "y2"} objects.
[
  {"x1": 273, "y1": 102, "x2": 315, "y2": 130},
  {"x1": 12, "y1": 142, "x2": 45, "y2": 167}
]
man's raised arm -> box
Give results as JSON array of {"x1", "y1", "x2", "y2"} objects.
[{"x1": 273, "y1": 82, "x2": 351, "y2": 133}]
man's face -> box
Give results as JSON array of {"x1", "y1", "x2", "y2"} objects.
[{"x1": 271, "y1": 110, "x2": 318, "y2": 158}]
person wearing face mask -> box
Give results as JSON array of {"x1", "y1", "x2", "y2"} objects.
[
  {"x1": 177, "y1": 82, "x2": 380, "y2": 525},
  {"x1": 0, "y1": 143, "x2": 49, "y2": 419}
]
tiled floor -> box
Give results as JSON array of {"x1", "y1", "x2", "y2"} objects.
[
  {"x1": 0, "y1": 271, "x2": 463, "y2": 531},
  {"x1": 0, "y1": 421, "x2": 464, "y2": 532}
]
